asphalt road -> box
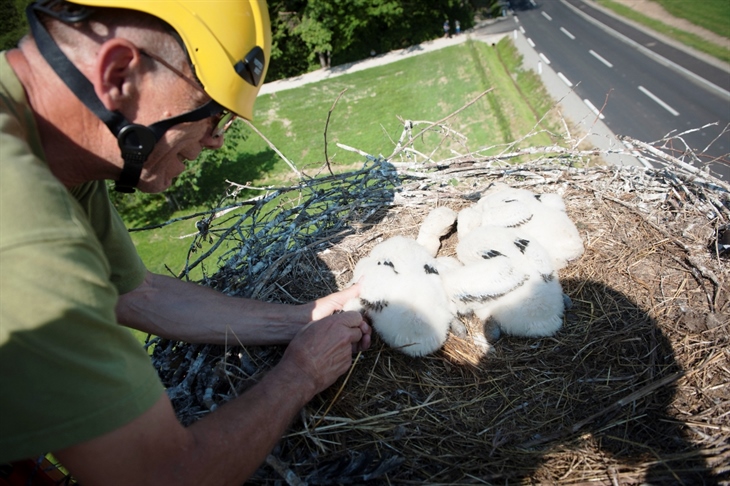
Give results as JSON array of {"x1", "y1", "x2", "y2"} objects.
[{"x1": 482, "y1": 0, "x2": 730, "y2": 179}]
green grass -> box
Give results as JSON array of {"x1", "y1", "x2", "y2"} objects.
[
  {"x1": 654, "y1": 0, "x2": 730, "y2": 39},
  {"x1": 130, "y1": 218, "x2": 196, "y2": 277},
  {"x1": 595, "y1": 0, "x2": 730, "y2": 64},
  {"x1": 238, "y1": 39, "x2": 558, "y2": 179},
  {"x1": 128, "y1": 37, "x2": 562, "y2": 284}
]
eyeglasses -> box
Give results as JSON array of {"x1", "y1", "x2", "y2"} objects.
[{"x1": 140, "y1": 48, "x2": 236, "y2": 138}]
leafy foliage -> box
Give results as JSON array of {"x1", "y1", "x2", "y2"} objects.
[
  {"x1": 0, "y1": 0, "x2": 30, "y2": 51},
  {"x1": 266, "y1": 0, "x2": 477, "y2": 79}
]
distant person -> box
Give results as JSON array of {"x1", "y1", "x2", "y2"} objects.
[
  {"x1": 443, "y1": 19, "x2": 451, "y2": 38},
  {"x1": 0, "y1": 0, "x2": 371, "y2": 483},
  {"x1": 455, "y1": 20, "x2": 461, "y2": 35}
]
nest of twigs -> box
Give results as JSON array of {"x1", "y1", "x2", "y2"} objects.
[{"x1": 149, "y1": 133, "x2": 729, "y2": 484}]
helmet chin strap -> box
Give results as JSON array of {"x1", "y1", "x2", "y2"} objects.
[{"x1": 27, "y1": 3, "x2": 164, "y2": 192}]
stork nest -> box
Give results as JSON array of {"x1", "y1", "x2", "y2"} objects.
[{"x1": 149, "y1": 138, "x2": 729, "y2": 485}]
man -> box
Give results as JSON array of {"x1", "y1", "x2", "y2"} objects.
[{"x1": 0, "y1": 0, "x2": 371, "y2": 483}]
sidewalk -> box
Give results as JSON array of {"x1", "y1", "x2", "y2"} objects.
[{"x1": 260, "y1": 22, "x2": 507, "y2": 95}]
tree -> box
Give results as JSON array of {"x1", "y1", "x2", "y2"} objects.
[
  {"x1": 293, "y1": 14, "x2": 333, "y2": 68},
  {"x1": 0, "y1": 0, "x2": 31, "y2": 51},
  {"x1": 265, "y1": 0, "x2": 475, "y2": 80}
]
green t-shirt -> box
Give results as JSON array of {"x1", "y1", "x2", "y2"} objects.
[{"x1": 0, "y1": 52, "x2": 165, "y2": 462}]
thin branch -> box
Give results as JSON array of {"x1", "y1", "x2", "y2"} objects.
[
  {"x1": 389, "y1": 88, "x2": 494, "y2": 160},
  {"x1": 324, "y1": 88, "x2": 348, "y2": 175},
  {"x1": 244, "y1": 118, "x2": 302, "y2": 178}
]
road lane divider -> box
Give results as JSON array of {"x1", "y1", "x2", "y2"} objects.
[
  {"x1": 558, "y1": 72, "x2": 574, "y2": 87},
  {"x1": 589, "y1": 49, "x2": 614, "y2": 68},
  {"x1": 638, "y1": 85, "x2": 680, "y2": 116}
]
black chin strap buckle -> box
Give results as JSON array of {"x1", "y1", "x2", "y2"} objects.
[{"x1": 114, "y1": 124, "x2": 157, "y2": 193}]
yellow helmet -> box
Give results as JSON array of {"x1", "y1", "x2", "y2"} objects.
[{"x1": 72, "y1": 0, "x2": 271, "y2": 121}]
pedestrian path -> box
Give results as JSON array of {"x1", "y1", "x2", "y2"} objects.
[{"x1": 260, "y1": 23, "x2": 507, "y2": 95}]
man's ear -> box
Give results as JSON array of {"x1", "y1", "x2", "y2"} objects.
[{"x1": 93, "y1": 38, "x2": 141, "y2": 111}]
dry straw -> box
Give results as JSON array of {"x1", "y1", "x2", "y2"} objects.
[{"x1": 148, "y1": 113, "x2": 729, "y2": 484}]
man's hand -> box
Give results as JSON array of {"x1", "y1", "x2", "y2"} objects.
[
  {"x1": 309, "y1": 284, "x2": 371, "y2": 352},
  {"x1": 310, "y1": 283, "x2": 361, "y2": 321},
  {"x1": 280, "y1": 311, "x2": 369, "y2": 396}
]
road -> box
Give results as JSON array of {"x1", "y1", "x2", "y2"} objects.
[{"x1": 492, "y1": 0, "x2": 730, "y2": 179}]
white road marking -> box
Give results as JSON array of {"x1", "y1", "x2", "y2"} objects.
[
  {"x1": 560, "y1": 27, "x2": 575, "y2": 40},
  {"x1": 584, "y1": 99, "x2": 605, "y2": 119},
  {"x1": 527, "y1": 37, "x2": 535, "y2": 47},
  {"x1": 539, "y1": 52, "x2": 551, "y2": 65},
  {"x1": 558, "y1": 72, "x2": 573, "y2": 87},
  {"x1": 542, "y1": 11, "x2": 553, "y2": 21},
  {"x1": 589, "y1": 49, "x2": 613, "y2": 68},
  {"x1": 638, "y1": 85, "x2": 680, "y2": 116}
]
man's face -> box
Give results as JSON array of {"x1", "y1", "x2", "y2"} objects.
[{"x1": 129, "y1": 63, "x2": 226, "y2": 194}]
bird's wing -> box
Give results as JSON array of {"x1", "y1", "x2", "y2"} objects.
[{"x1": 441, "y1": 258, "x2": 527, "y2": 305}]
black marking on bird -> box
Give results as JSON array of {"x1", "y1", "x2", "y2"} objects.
[
  {"x1": 534, "y1": 194, "x2": 542, "y2": 202},
  {"x1": 361, "y1": 299, "x2": 388, "y2": 312},
  {"x1": 480, "y1": 249, "x2": 504, "y2": 259},
  {"x1": 507, "y1": 214, "x2": 532, "y2": 228},
  {"x1": 542, "y1": 272, "x2": 555, "y2": 283},
  {"x1": 457, "y1": 276, "x2": 528, "y2": 303},
  {"x1": 505, "y1": 199, "x2": 517, "y2": 203},
  {"x1": 514, "y1": 238, "x2": 530, "y2": 253},
  {"x1": 424, "y1": 264, "x2": 439, "y2": 275},
  {"x1": 378, "y1": 260, "x2": 398, "y2": 274},
  {"x1": 459, "y1": 293, "x2": 502, "y2": 304}
]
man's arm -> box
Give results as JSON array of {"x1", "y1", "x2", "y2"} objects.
[
  {"x1": 55, "y1": 311, "x2": 367, "y2": 486},
  {"x1": 116, "y1": 271, "x2": 363, "y2": 346}
]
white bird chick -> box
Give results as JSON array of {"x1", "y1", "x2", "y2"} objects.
[
  {"x1": 457, "y1": 185, "x2": 537, "y2": 239},
  {"x1": 476, "y1": 187, "x2": 536, "y2": 229},
  {"x1": 343, "y1": 236, "x2": 458, "y2": 357},
  {"x1": 444, "y1": 226, "x2": 532, "y2": 309},
  {"x1": 416, "y1": 207, "x2": 457, "y2": 257},
  {"x1": 525, "y1": 194, "x2": 583, "y2": 269},
  {"x1": 450, "y1": 226, "x2": 565, "y2": 338},
  {"x1": 474, "y1": 185, "x2": 584, "y2": 270},
  {"x1": 456, "y1": 205, "x2": 482, "y2": 240},
  {"x1": 511, "y1": 193, "x2": 583, "y2": 269},
  {"x1": 534, "y1": 192, "x2": 566, "y2": 212}
]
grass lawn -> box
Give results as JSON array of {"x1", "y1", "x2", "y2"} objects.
[
  {"x1": 595, "y1": 0, "x2": 730, "y2": 64},
  {"x1": 129, "y1": 37, "x2": 562, "y2": 280},
  {"x1": 654, "y1": 0, "x2": 730, "y2": 39},
  {"x1": 237, "y1": 39, "x2": 557, "y2": 180}
]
